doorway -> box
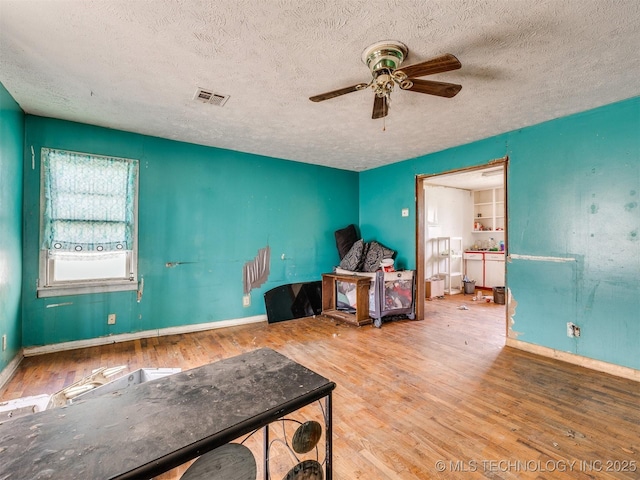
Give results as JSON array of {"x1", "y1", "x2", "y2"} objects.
[{"x1": 415, "y1": 159, "x2": 508, "y2": 326}]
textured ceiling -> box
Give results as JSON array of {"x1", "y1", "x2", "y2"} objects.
[{"x1": 1, "y1": 0, "x2": 639, "y2": 171}]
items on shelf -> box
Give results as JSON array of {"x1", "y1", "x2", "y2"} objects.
[{"x1": 472, "y1": 187, "x2": 505, "y2": 232}]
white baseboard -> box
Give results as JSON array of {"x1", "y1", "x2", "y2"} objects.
[
  {"x1": 23, "y1": 315, "x2": 268, "y2": 357},
  {"x1": 0, "y1": 350, "x2": 24, "y2": 392},
  {"x1": 506, "y1": 338, "x2": 639, "y2": 382}
]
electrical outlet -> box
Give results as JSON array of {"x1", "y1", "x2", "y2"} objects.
[
  {"x1": 401, "y1": 208, "x2": 409, "y2": 217},
  {"x1": 1, "y1": 334, "x2": 6, "y2": 351},
  {"x1": 108, "y1": 313, "x2": 116, "y2": 325},
  {"x1": 242, "y1": 294, "x2": 251, "y2": 307}
]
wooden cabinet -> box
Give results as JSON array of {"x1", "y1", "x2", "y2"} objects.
[{"x1": 321, "y1": 273, "x2": 372, "y2": 326}]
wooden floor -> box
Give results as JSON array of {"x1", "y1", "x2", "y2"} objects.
[{"x1": 2, "y1": 293, "x2": 639, "y2": 479}]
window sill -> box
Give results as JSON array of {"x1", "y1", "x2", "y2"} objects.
[{"x1": 37, "y1": 281, "x2": 138, "y2": 298}]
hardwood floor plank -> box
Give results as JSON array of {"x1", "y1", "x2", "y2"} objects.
[{"x1": 1, "y1": 296, "x2": 638, "y2": 479}]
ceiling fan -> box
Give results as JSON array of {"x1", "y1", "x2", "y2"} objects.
[{"x1": 309, "y1": 40, "x2": 462, "y2": 119}]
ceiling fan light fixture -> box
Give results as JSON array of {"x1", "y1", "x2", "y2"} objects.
[
  {"x1": 309, "y1": 41, "x2": 462, "y2": 121},
  {"x1": 372, "y1": 72, "x2": 395, "y2": 99},
  {"x1": 361, "y1": 40, "x2": 408, "y2": 74},
  {"x1": 399, "y1": 79, "x2": 413, "y2": 90}
]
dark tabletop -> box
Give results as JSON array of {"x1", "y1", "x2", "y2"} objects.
[{"x1": 0, "y1": 348, "x2": 335, "y2": 479}]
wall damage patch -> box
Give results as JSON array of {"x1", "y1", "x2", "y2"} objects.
[
  {"x1": 507, "y1": 288, "x2": 520, "y2": 338},
  {"x1": 243, "y1": 246, "x2": 271, "y2": 295},
  {"x1": 137, "y1": 277, "x2": 144, "y2": 303},
  {"x1": 508, "y1": 254, "x2": 576, "y2": 263}
]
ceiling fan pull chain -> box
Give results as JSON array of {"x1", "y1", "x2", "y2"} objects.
[{"x1": 383, "y1": 99, "x2": 387, "y2": 131}]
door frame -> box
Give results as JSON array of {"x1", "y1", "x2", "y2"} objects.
[{"x1": 414, "y1": 156, "x2": 509, "y2": 322}]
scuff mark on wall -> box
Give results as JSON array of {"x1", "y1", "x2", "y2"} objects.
[
  {"x1": 243, "y1": 246, "x2": 271, "y2": 295},
  {"x1": 45, "y1": 302, "x2": 73, "y2": 308},
  {"x1": 585, "y1": 280, "x2": 600, "y2": 312},
  {"x1": 165, "y1": 261, "x2": 196, "y2": 268}
]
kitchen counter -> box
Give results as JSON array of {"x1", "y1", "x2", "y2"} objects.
[
  {"x1": 465, "y1": 250, "x2": 504, "y2": 253},
  {"x1": 463, "y1": 251, "x2": 505, "y2": 288}
]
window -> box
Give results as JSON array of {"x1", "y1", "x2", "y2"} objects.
[{"x1": 37, "y1": 148, "x2": 139, "y2": 298}]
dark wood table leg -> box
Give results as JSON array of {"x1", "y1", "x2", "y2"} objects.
[
  {"x1": 326, "y1": 392, "x2": 332, "y2": 480},
  {"x1": 264, "y1": 424, "x2": 270, "y2": 480}
]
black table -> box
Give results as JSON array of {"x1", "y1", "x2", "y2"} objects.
[{"x1": 0, "y1": 348, "x2": 336, "y2": 479}]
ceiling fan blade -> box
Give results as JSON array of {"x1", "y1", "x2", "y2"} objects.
[
  {"x1": 372, "y1": 95, "x2": 388, "y2": 119},
  {"x1": 402, "y1": 79, "x2": 462, "y2": 98},
  {"x1": 395, "y1": 53, "x2": 461, "y2": 79},
  {"x1": 309, "y1": 83, "x2": 368, "y2": 102}
]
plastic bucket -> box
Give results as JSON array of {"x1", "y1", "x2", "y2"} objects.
[
  {"x1": 493, "y1": 286, "x2": 506, "y2": 305},
  {"x1": 463, "y1": 280, "x2": 475, "y2": 294}
]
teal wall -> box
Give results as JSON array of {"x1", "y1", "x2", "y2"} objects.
[
  {"x1": 3, "y1": 81, "x2": 638, "y2": 374},
  {"x1": 21, "y1": 116, "x2": 359, "y2": 346},
  {"x1": 359, "y1": 134, "x2": 508, "y2": 269},
  {"x1": 0, "y1": 83, "x2": 24, "y2": 371},
  {"x1": 360, "y1": 97, "x2": 640, "y2": 370}
]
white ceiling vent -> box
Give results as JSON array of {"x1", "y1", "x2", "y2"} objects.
[{"x1": 193, "y1": 88, "x2": 229, "y2": 107}]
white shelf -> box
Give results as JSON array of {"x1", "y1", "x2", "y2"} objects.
[
  {"x1": 473, "y1": 187, "x2": 505, "y2": 233},
  {"x1": 435, "y1": 237, "x2": 463, "y2": 295}
]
